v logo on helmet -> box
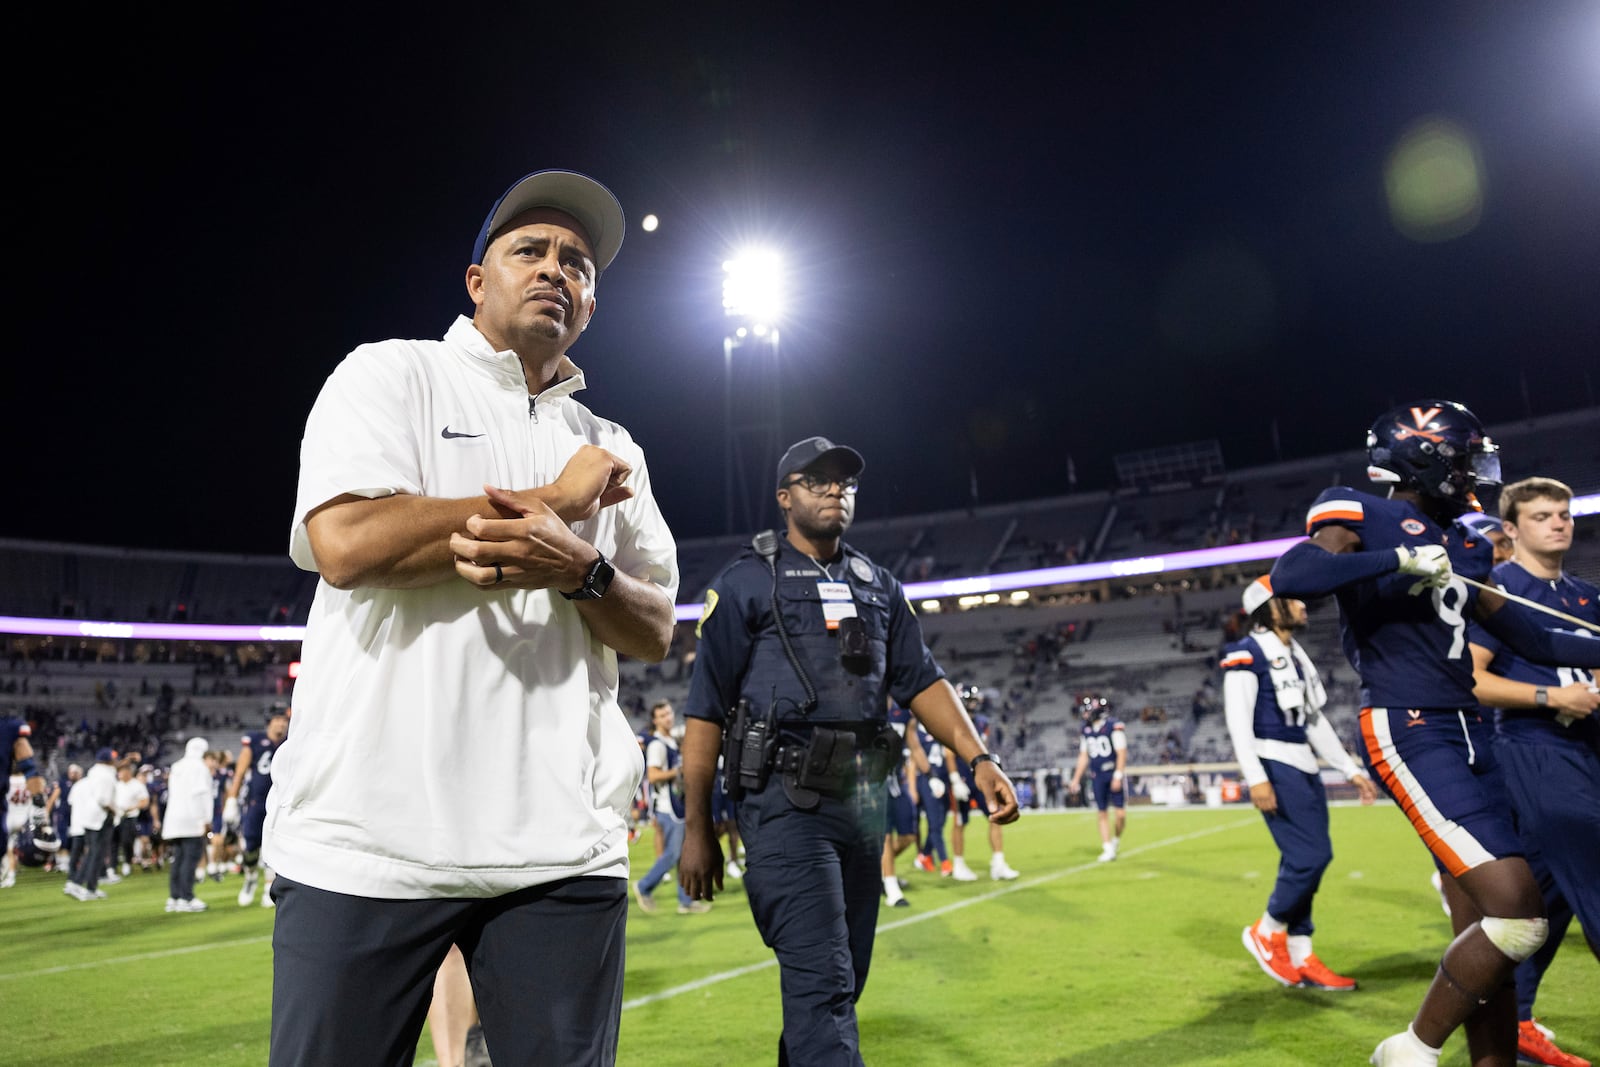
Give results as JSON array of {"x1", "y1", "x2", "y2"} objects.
[{"x1": 1393, "y1": 406, "x2": 1446, "y2": 443}]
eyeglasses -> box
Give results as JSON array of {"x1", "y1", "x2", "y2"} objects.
[{"x1": 784, "y1": 473, "x2": 859, "y2": 495}]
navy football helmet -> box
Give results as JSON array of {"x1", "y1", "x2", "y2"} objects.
[
  {"x1": 16, "y1": 825, "x2": 59, "y2": 867},
  {"x1": 1078, "y1": 693, "x2": 1109, "y2": 722},
  {"x1": 959, "y1": 684, "x2": 984, "y2": 712},
  {"x1": 1366, "y1": 400, "x2": 1500, "y2": 507}
]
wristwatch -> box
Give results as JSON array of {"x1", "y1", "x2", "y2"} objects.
[
  {"x1": 561, "y1": 552, "x2": 615, "y2": 601},
  {"x1": 1534, "y1": 686, "x2": 1549, "y2": 708},
  {"x1": 969, "y1": 752, "x2": 1003, "y2": 773}
]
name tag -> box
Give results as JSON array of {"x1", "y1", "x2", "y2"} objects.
[
  {"x1": 823, "y1": 600, "x2": 858, "y2": 631},
  {"x1": 817, "y1": 581, "x2": 852, "y2": 601}
]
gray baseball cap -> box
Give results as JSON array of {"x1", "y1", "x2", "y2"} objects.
[{"x1": 471, "y1": 169, "x2": 625, "y2": 270}]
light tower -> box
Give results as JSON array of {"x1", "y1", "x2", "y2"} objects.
[{"x1": 721, "y1": 250, "x2": 785, "y2": 535}]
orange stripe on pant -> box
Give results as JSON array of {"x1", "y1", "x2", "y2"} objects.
[{"x1": 1358, "y1": 707, "x2": 1471, "y2": 876}]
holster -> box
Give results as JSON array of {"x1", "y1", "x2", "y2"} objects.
[{"x1": 776, "y1": 728, "x2": 859, "y2": 808}]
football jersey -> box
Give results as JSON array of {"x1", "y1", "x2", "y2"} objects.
[
  {"x1": 885, "y1": 703, "x2": 914, "y2": 797},
  {"x1": 212, "y1": 766, "x2": 232, "y2": 819},
  {"x1": 1468, "y1": 559, "x2": 1600, "y2": 748},
  {"x1": 6, "y1": 773, "x2": 30, "y2": 834},
  {"x1": 1219, "y1": 634, "x2": 1313, "y2": 744},
  {"x1": 915, "y1": 724, "x2": 950, "y2": 788},
  {"x1": 239, "y1": 732, "x2": 282, "y2": 807},
  {"x1": 1303, "y1": 487, "x2": 1493, "y2": 708},
  {"x1": 1078, "y1": 716, "x2": 1125, "y2": 776}
]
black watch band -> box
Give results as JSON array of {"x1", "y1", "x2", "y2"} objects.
[
  {"x1": 561, "y1": 552, "x2": 615, "y2": 601},
  {"x1": 969, "y1": 752, "x2": 1003, "y2": 773}
]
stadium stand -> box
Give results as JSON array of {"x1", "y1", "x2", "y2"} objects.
[{"x1": 4, "y1": 407, "x2": 1595, "y2": 790}]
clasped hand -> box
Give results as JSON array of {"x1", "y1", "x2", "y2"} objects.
[
  {"x1": 450, "y1": 445, "x2": 633, "y2": 590},
  {"x1": 1395, "y1": 544, "x2": 1451, "y2": 596}
]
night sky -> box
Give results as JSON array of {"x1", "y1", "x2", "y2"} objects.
[{"x1": 12, "y1": 3, "x2": 1598, "y2": 557}]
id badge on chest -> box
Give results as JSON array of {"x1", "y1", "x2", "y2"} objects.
[{"x1": 817, "y1": 581, "x2": 857, "y2": 631}]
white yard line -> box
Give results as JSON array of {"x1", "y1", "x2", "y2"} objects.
[
  {"x1": 4, "y1": 814, "x2": 1262, "y2": 992},
  {"x1": 0, "y1": 934, "x2": 273, "y2": 981},
  {"x1": 620, "y1": 814, "x2": 1257, "y2": 1011}
]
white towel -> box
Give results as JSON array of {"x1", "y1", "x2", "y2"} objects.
[{"x1": 1251, "y1": 629, "x2": 1327, "y2": 717}]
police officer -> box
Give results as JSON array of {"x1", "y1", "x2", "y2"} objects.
[{"x1": 678, "y1": 436, "x2": 1020, "y2": 1066}]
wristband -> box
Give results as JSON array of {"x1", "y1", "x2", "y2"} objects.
[
  {"x1": 1534, "y1": 687, "x2": 1548, "y2": 708},
  {"x1": 969, "y1": 752, "x2": 1003, "y2": 773}
]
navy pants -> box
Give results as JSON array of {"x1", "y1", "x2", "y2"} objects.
[
  {"x1": 269, "y1": 874, "x2": 626, "y2": 1067},
  {"x1": 1499, "y1": 739, "x2": 1600, "y2": 1016},
  {"x1": 70, "y1": 825, "x2": 109, "y2": 891},
  {"x1": 1259, "y1": 760, "x2": 1333, "y2": 937},
  {"x1": 167, "y1": 836, "x2": 204, "y2": 901},
  {"x1": 916, "y1": 773, "x2": 948, "y2": 862},
  {"x1": 739, "y1": 775, "x2": 886, "y2": 1067}
]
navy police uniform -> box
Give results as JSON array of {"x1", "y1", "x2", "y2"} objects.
[
  {"x1": 1295, "y1": 486, "x2": 1514, "y2": 876},
  {"x1": 684, "y1": 533, "x2": 943, "y2": 1066}
]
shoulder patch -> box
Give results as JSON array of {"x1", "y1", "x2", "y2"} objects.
[
  {"x1": 1400, "y1": 518, "x2": 1426, "y2": 535},
  {"x1": 1306, "y1": 498, "x2": 1364, "y2": 533},
  {"x1": 695, "y1": 588, "x2": 719, "y2": 640}
]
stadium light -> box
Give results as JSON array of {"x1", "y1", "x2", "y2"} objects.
[
  {"x1": 722, "y1": 248, "x2": 786, "y2": 535},
  {"x1": 722, "y1": 249, "x2": 784, "y2": 326}
]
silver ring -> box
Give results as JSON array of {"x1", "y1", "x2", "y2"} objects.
[{"x1": 493, "y1": 562, "x2": 504, "y2": 584}]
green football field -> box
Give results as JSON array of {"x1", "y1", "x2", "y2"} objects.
[{"x1": 2, "y1": 804, "x2": 1594, "y2": 1066}]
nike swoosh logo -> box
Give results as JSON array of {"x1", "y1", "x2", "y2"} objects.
[{"x1": 441, "y1": 427, "x2": 485, "y2": 440}]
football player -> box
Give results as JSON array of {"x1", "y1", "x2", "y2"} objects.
[
  {"x1": 226, "y1": 705, "x2": 290, "y2": 907},
  {"x1": 1269, "y1": 400, "x2": 1600, "y2": 1067},
  {"x1": 881, "y1": 700, "x2": 928, "y2": 907},
  {"x1": 1067, "y1": 693, "x2": 1127, "y2": 862},
  {"x1": 948, "y1": 686, "x2": 1020, "y2": 881},
  {"x1": 1, "y1": 715, "x2": 49, "y2": 889},
  {"x1": 1466, "y1": 477, "x2": 1597, "y2": 1067},
  {"x1": 912, "y1": 720, "x2": 953, "y2": 876}
]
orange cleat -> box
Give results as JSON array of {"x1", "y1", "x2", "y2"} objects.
[
  {"x1": 1518, "y1": 1019, "x2": 1591, "y2": 1067},
  {"x1": 939, "y1": 859, "x2": 953, "y2": 877},
  {"x1": 1241, "y1": 921, "x2": 1301, "y2": 987},
  {"x1": 913, "y1": 853, "x2": 936, "y2": 874},
  {"x1": 1296, "y1": 954, "x2": 1358, "y2": 991}
]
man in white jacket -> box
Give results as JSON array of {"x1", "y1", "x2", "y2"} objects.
[
  {"x1": 163, "y1": 738, "x2": 215, "y2": 913},
  {"x1": 1224, "y1": 576, "x2": 1378, "y2": 991},
  {"x1": 65, "y1": 748, "x2": 117, "y2": 901},
  {"x1": 267, "y1": 169, "x2": 677, "y2": 1066}
]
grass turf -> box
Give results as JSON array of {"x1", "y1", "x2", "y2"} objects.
[{"x1": 2, "y1": 803, "x2": 1594, "y2": 1065}]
